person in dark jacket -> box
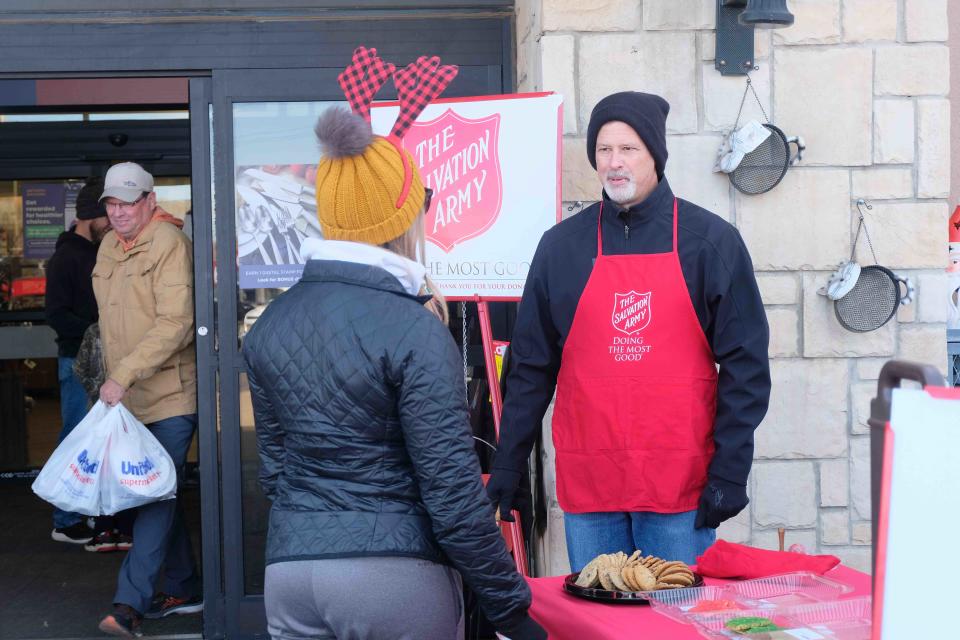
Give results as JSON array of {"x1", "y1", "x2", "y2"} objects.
[
  {"x1": 241, "y1": 81, "x2": 546, "y2": 639},
  {"x1": 44, "y1": 177, "x2": 110, "y2": 545},
  {"x1": 486, "y1": 91, "x2": 772, "y2": 570}
]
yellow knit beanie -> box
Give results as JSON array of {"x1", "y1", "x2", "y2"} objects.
[{"x1": 314, "y1": 108, "x2": 425, "y2": 245}]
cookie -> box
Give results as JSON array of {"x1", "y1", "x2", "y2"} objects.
[
  {"x1": 647, "y1": 559, "x2": 666, "y2": 574},
  {"x1": 658, "y1": 565, "x2": 694, "y2": 580},
  {"x1": 575, "y1": 559, "x2": 600, "y2": 588},
  {"x1": 597, "y1": 557, "x2": 615, "y2": 591},
  {"x1": 632, "y1": 564, "x2": 657, "y2": 591},
  {"x1": 658, "y1": 572, "x2": 695, "y2": 587},
  {"x1": 607, "y1": 567, "x2": 630, "y2": 592},
  {"x1": 654, "y1": 561, "x2": 686, "y2": 576}
]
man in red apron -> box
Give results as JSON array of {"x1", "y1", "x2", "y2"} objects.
[{"x1": 487, "y1": 92, "x2": 771, "y2": 569}]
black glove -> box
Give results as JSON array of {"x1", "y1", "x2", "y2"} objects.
[
  {"x1": 486, "y1": 468, "x2": 524, "y2": 522},
  {"x1": 695, "y1": 476, "x2": 749, "y2": 529},
  {"x1": 499, "y1": 614, "x2": 548, "y2": 640}
]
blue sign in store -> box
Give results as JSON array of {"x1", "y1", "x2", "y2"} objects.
[{"x1": 22, "y1": 183, "x2": 65, "y2": 259}]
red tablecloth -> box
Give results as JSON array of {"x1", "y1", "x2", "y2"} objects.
[{"x1": 526, "y1": 565, "x2": 871, "y2": 639}]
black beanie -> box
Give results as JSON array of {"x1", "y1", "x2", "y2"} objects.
[
  {"x1": 75, "y1": 178, "x2": 107, "y2": 220},
  {"x1": 586, "y1": 91, "x2": 670, "y2": 178}
]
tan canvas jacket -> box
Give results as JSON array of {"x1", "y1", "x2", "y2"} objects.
[{"x1": 92, "y1": 213, "x2": 197, "y2": 424}]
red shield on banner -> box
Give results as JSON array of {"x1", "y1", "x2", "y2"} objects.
[
  {"x1": 611, "y1": 291, "x2": 652, "y2": 335},
  {"x1": 404, "y1": 109, "x2": 502, "y2": 253}
]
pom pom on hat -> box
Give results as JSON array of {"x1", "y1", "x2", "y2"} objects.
[
  {"x1": 314, "y1": 107, "x2": 425, "y2": 246},
  {"x1": 314, "y1": 106, "x2": 373, "y2": 158}
]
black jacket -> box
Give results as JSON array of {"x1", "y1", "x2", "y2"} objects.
[
  {"x1": 497, "y1": 178, "x2": 771, "y2": 489},
  {"x1": 44, "y1": 229, "x2": 99, "y2": 358},
  {"x1": 242, "y1": 259, "x2": 534, "y2": 634}
]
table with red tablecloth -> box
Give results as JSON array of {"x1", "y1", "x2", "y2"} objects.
[{"x1": 526, "y1": 565, "x2": 871, "y2": 639}]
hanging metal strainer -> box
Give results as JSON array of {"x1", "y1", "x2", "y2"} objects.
[
  {"x1": 727, "y1": 75, "x2": 805, "y2": 195},
  {"x1": 730, "y1": 123, "x2": 792, "y2": 195},
  {"x1": 835, "y1": 265, "x2": 905, "y2": 332},
  {"x1": 834, "y1": 200, "x2": 914, "y2": 332}
]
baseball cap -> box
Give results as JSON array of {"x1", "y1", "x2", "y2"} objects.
[{"x1": 100, "y1": 162, "x2": 154, "y2": 203}]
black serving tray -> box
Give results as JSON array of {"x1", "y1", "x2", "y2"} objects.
[{"x1": 562, "y1": 572, "x2": 705, "y2": 605}]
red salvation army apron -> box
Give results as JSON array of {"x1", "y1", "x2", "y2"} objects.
[{"x1": 552, "y1": 199, "x2": 718, "y2": 513}]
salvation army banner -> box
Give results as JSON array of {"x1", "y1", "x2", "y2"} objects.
[{"x1": 371, "y1": 92, "x2": 562, "y2": 299}]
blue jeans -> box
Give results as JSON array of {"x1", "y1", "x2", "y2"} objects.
[
  {"x1": 53, "y1": 356, "x2": 91, "y2": 530},
  {"x1": 563, "y1": 510, "x2": 716, "y2": 572},
  {"x1": 114, "y1": 414, "x2": 200, "y2": 614}
]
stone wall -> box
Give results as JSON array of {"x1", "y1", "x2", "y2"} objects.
[{"x1": 517, "y1": 0, "x2": 950, "y2": 577}]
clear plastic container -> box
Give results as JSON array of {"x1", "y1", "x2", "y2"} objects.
[
  {"x1": 688, "y1": 596, "x2": 872, "y2": 640},
  {"x1": 723, "y1": 572, "x2": 854, "y2": 606},
  {"x1": 647, "y1": 572, "x2": 854, "y2": 624}
]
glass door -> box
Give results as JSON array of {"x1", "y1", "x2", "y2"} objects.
[{"x1": 210, "y1": 68, "x2": 345, "y2": 639}]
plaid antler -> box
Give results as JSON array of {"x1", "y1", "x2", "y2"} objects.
[
  {"x1": 337, "y1": 46, "x2": 396, "y2": 123},
  {"x1": 381, "y1": 55, "x2": 458, "y2": 209},
  {"x1": 390, "y1": 56, "x2": 459, "y2": 138}
]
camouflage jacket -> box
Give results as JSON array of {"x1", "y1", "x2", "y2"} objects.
[{"x1": 73, "y1": 322, "x2": 105, "y2": 403}]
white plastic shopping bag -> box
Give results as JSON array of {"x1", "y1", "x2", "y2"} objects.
[
  {"x1": 100, "y1": 403, "x2": 177, "y2": 515},
  {"x1": 32, "y1": 400, "x2": 112, "y2": 515}
]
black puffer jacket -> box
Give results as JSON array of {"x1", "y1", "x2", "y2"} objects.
[{"x1": 242, "y1": 259, "x2": 534, "y2": 634}]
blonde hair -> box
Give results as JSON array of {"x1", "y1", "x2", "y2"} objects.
[{"x1": 381, "y1": 212, "x2": 449, "y2": 325}]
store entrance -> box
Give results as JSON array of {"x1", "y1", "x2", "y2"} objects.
[{"x1": 0, "y1": 78, "x2": 203, "y2": 639}]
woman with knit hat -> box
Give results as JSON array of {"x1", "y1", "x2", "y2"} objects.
[{"x1": 241, "y1": 47, "x2": 545, "y2": 640}]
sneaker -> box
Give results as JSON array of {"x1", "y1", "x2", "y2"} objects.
[
  {"x1": 144, "y1": 593, "x2": 203, "y2": 619},
  {"x1": 51, "y1": 522, "x2": 93, "y2": 544},
  {"x1": 98, "y1": 604, "x2": 142, "y2": 638},
  {"x1": 114, "y1": 531, "x2": 133, "y2": 551},
  {"x1": 85, "y1": 530, "x2": 117, "y2": 553}
]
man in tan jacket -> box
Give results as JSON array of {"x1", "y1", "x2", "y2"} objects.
[{"x1": 93, "y1": 163, "x2": 202, "y2": 638}]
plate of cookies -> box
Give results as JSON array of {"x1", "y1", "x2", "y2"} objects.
[{"x1": 563, "y1": 551, "x2": 704, "y2": 604}]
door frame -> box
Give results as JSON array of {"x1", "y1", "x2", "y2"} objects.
[{"x1": 189, "y1": 75, "x2": 226, "y2": 640}]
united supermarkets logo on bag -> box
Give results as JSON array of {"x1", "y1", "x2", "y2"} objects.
[
  {"x1": 119, "y1": 456, "x2": 161, "y2": 486},
  {"x1": 75, "y1": 449, "x2": 100, "y2": 475},
  {"x1": 67, "y1": 449, "x2": 101, "y2": 485}
]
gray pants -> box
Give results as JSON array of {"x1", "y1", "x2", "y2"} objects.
[{"x1": 265, "y1": 557, "x2": 464, "y2": 640}]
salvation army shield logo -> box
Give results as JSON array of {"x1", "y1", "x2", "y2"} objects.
[
  {"x1": 611, "y1": 291, "x2": 652, "y2": 335},
  {"x1": 404, "y1": 109, "x2": 503, "y2": 253}
]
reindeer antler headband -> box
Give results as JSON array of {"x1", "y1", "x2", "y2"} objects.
[{"x1": 337, "y1": 46, "x2": 458, "y2": 208}]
